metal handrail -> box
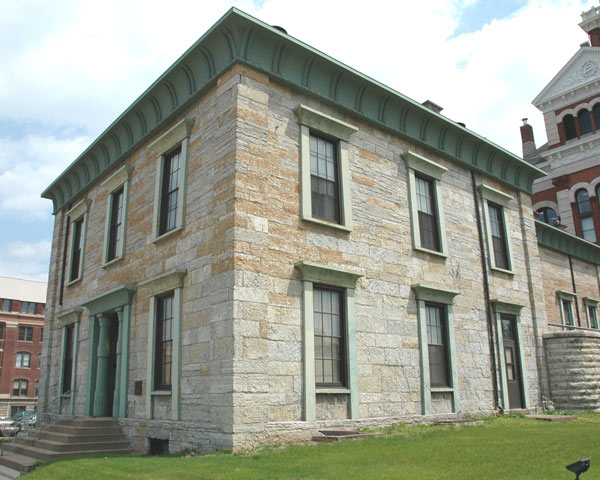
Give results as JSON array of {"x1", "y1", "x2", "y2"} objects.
[{"x1": 548, "y1": 323, "x2": 600, "y2": 332}]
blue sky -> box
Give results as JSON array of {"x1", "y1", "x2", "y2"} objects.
[{"x1": 0, "y1": 0, "x2": 595, "y2": 282}]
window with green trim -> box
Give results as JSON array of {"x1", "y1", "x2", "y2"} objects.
[
  {"x1": 426, "y1": 303, "x2": 449, "y2": 387},
  {"x1": 154, "y1": 293, "x2": 174, "y2": 391},
  {"x1": 62, "y1": 324, "x2": 74, "y2": 394}
]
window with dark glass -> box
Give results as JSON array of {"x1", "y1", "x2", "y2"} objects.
[
  {"x1": 18, "y1": 326, "x2": 33, "y2": 342},
  {"x1": 13, "y1": 379, "x2": 28, "y2": 397},
  {"x1": 159, "y1": 148, "x2": 181, "y2": 236},
  {"x1": 594, "y1": 104, "x2": 600, "y2": 131},
  {"x1": 563, "y1": 114, "x2": 577, "y2": 140},
  {"x1": 588, "y1": 305, "x2": 598, "y2": 329},
  {"x1": 20, "y1": 302, "x2": 36, "y2": 315},
  {"x1": 155, "y1": 293, "x2": 174, "y2": 390},
  {"x1": 578, "y1": 109, "x2": 593, "y2": 135},
  {"x1": 37, "y1": 353, "x2": 41, "y2": 369},
  {"x1": 536, "y1": 207, "x2": 558, "y2": 225},
  {"x1": 70, "y1": 218, "x2": 84, "y2": 281},
  {"x1": 314, "y1": 286, "x2": 345, "y2": 386},
  {"x1": 576, "y1": 189, "x2": 597, "y2": 242},
  {"x1": 34, "y1": 381, "x2": 39, "y2": 397},
  {"x1": 62, "y1": 324, "x2": 74, "y2": 394},
  {"x1": 0, "y1": 323, "x2": 4, "y2": 340},
  {"x1": 39, "y1": 327, "x2": 43, "y2": 342},
  {"x1": 562, "y1": 299, "x2": 574, "y2": 327},
  {"x1": 426, "y1": 303, "x2": 449, "y2": 387},
  {"x1": 1, "y1": 299, "x2": 10, "y2": 312},
  {"x1": 415, "y1": 175, "x2": 440, "y2": 251},
  {"x1": 107, "y1": 187, "x2": 124, "y2": 261},
  {"x1": 488, "y1": 203, "x2": 510, "y2": 270},
  {"x1": 16, "y1": 352, "x2": 31, "y2": 368},
  {"x1": 310, "y1": 134, "x2": 340, "y2": 224}
]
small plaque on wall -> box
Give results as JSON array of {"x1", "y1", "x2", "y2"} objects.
[{"x1": 134, "y1": 380, "x2": 143, "y2": 396}]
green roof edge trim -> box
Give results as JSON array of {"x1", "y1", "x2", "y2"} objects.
[
  {"x1": 41, "y1": 7, "x2": 546, "y2": 213},
  {"x1": 536, "y1": 220, "x2": 600, "y2": 265}
]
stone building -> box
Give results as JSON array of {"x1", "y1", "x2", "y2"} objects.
[
  {"x1": 39, "y1": 8, "x2": 597, "y2": 453},
  {"x1": 0, "y1": 277, "x2": 46, "y2": 417}
]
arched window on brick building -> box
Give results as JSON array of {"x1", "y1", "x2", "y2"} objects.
[
  {"x1": 564, "y1": 114, "x2": 577, "y2": 140},
  {"x1": 578, "y1": 109, "x2": 593, "y2": 135}
]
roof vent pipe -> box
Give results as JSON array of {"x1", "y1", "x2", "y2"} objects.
[{"x1": 272, "y1": 25, "x2": 287, "y2": 34}]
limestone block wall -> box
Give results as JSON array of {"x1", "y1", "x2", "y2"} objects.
[
  {"x1": 539, "y1": 245, "x2": 600, "y2": 328},
  {"x1": 544, "y1": 330, "x2": 600, "y2": 410}
]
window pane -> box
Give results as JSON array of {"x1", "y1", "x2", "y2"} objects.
[
  {"x1": 426, "y1": 304, "x2": 449, "y2": 387},
  {"x1": 579, "y1": 109, "x2": 593, "y2": 135},
  {"x1": 310, "y1": 134, "x2": 340, "y2": 223},
  {"x1": 155, "y1": 293, "x2": 174, "y2": 390},
  {"x1": 488, "y1": 204, "x2": 509, "y2": 269},
  {"x1": 313, "y1": 287, "x2": 344, "y2": 386},
  {"x1": 70, "y1": 218, "x2": 84, "y2": 281}
]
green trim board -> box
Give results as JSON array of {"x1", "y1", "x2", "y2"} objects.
[
  {"x1": 295, "y1": 262, "x2": 362, "y2": 421},
  {"x1": 536, "y1": 220, "x2": 600, "y2": 265},
  {"x1": 412, "y1": 284, "x2": 460, "y2": 416},
  {"x1": 41, "y1": 9, "x2": 546, "y2": 213},
  {"x1": 491, "y1": 300, "x2": 529, "y2": 410}
]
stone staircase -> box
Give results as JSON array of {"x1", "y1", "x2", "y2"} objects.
[{"x1": 0, "y1": 417, "x2": 133, "y2": 477}]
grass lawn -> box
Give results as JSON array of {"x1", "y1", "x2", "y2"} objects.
[{"x1": 23, "y1": 414, "x2": 600, "y2": 479}]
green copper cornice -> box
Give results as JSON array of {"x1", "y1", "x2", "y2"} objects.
[
  {"x1": 42, "y1": 8, "x2": 546, "y2": 212},
  {"x1": 536, "y1": 220, "x2": 600, "y2": 265}
]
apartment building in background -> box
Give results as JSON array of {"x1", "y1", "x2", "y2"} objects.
[{"x1": 0, "y1": 277, "x2": 46, "y2": 417}]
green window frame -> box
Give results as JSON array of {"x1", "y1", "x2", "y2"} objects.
[
  {"x1": 102, "y1": 165, "x2": 133, "y2": 265},
  {"x1": 557, "y1": 291, "x2": 577, "y2": 328},
  {"x1": 295, "y1": 104, "x2": 357, "y2": 232},
  {"x1": 149, "y1": 119, "x2": 193, "y2": 241},
  {"x1": 479, "y1": 184, "x2": 514, "y2": 273},
  {"x1": 584, "y1": 297, "x2": 599, "y2": 329},
  {"x1": 66, "y1": 199, "x2": 91, "y2": 285}
]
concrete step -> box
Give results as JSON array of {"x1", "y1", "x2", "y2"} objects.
[
  {"x1": 312, "y1": 430, "x2": 382, "y2": 443},
  {"x1": 0, "y1": 450, "x2": 36, "y2": 474},
  {"x1": 40, "y1": 425, "x2": 123, "y2": 436},
  {"x1": 4, "y1": 443, "x2": 133, "y2": 461},
  {"x1": 38, "y1": 431, "x2": 126, "y2": 444},
  {"x1": 0, "y1": 463, "x2": 20, "y2": 479},
  {"x1": 56, "y1": 418, "x2": 119, "y2": 428},
  {"x1": 28, "y1": 438, "x2": 131, "y2": 453}
]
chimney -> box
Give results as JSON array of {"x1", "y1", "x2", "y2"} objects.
[
  {"x1": 580, "y1": 6, "x2": 600, "y2": 47},
  {"x1": 421, "y1": 100, "x2": 443, "y2": 114},
  {"x1": 520, "y1": 118, "x2": 536, "y2": 158}
]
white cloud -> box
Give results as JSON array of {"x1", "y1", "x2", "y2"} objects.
[
  {"x1": 0, "y1": 134, "x2": 90, "y2": 217},
  {"x1": 0, "y1": 240, "x2": 52, "y2": 282}
]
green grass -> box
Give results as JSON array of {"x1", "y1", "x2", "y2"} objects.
[{"x1": 23, "y1": 414, "x2": 600, "y2": 479}]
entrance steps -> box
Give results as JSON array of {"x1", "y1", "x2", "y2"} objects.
[{"x1": 0, "y1": 417, "x2": 133, "y2": 475}]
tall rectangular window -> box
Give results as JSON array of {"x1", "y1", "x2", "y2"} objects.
[
  {"x1": 13, "y1": 379, "x2": 28, "y2": 397},
  {"x1": 488, "y1": 203, "x2": 510, "y2": 270},
  {"x1": 426, "y1": 303, "x2": 449, "y2": 387},
  {"x1": 62, "y1": 324, "x2": 74, "y2": 394},
  {"x1": 107, "y1": 187, "x2": 124, "y2": 261},
  {"x1": 587, "y1": 304, "x2": 598, "y2": 329},
  {"x1": 155, "y1": 293, "x2": 174, "y2": 390},
  {"x1": 21, "y1": 302, "x2": 36, "y2": 315},
  {"x1": 0, "y1": 323, "x2": 5, "y2": 340},
  {"x1": 159, "y1": 149, "x2": 181, "y2": 236},
  {"x1": 16, "y1": 352, "x2": 31, "y2": 368},
  {"x1": 70, "y1": 218, "x2": 84, "y2": 282},
  {"x1": 313, "y1": 286, "x2": 345, "y2": 386},
  {"x1": 39, "y1": 327, "x2": 44, "y2": 342},
  {"x1": 310, "y1": 134, "x2": 340, "y2": 224},
  {"x1": 415, "y1": 176, "x2": 440, "y2": 251},
  {"x1": 18, "y1": 326, "x2": 33, "y2": 342},
  {"x1": 1, "y1": 299, "x2": 10, "y2": 312},
  {"x1": 562, "y1": 299, "x2": 574, "y2": 327}
]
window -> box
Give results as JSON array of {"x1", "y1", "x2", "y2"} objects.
[
  {"x1": 576, "y1": 189, "x2": 596, "y2": 242},
  {"x1": 536, "y1": 207, "x2": 558, "y2": 225},
  {"x1": 584, "y1": 298, "x2": 599, "y2": 329},
  {"x1": 34, "y1": 381, "x2": 39, "y2": 397},
  {"x1": 16, "y1": 352, "x2": 31, "y2": 368},
  {"x1": 557, "y1": 291, "x2": 576, "y2": 328},
  {"x1": 66, "y1": 199, "x2": 90, "y2": 284},
  {"x1": 37, "y1": 353, "x2": 41, "y2": 369},
  {"x1": 594, "y1": 104, "x2": 600, "y2": 131},
  {"x1": 426, "y1": 303, "x2": 449, "y2": 387},
  {"x1": 564, "y1": 114, "x2": 577, "y2": 140},
  {"x1": 39, "y1": 327, "x2": 43, "y2": 342},
  {"x1": 20, "y1": 302, "x2": 36, "y2": 315},
  {"x1": 18, "y1": 326, "x2": 33, "y2": 342},
  {"x1": 150, "y1": 119, "x2": 192, "y2": 240},
  {"x1": 154, "y1": 293, "x2": 174, "y2": 391},
  {"x1": 295, "y1": 261, "x2": 362, "y2": 421},
  {"x1": 314, "y1": 286, "x2": 345, "y2": 386},
  {"x1": 0, "y1": 323, "x2": 4, "y2": 340},
  {"x1": 295, "y1": 104, "x2": 357, "y2": 231},
  {"x1": 107, "y1": 187, "x2": 124, "y2": 260},
  {"x1": 413, "y1": 284, "x2": 460, "y2": 415},
  {"x1": 479, "y1": 185, "x2": 514, "y2": 272},
  {"x1": 488, "y1": 203, "x2": 510, "y2": 270},
  {"x1": 310, "y1": 134, "x2": 340, "y2": 223},
  {"x1": 13, "y1": 379, "x2": 28, "y2": 397},
  {"x1": 578, "y1": 109, "x2": 593, "y2": 135},
  {"x1": 62, "y1": 324, "x2": 74, "y2": 394},
  {"x1": 141, "y1": 269, "x2": 185, "y2": 421},
  {"x1": 404, "y1": 151, "x2": 448, "y2": 255},
  {"x1": 1, "y1": 299, "x2": 10, "y2": 312}
]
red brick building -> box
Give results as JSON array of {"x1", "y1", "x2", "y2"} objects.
[
  {"x1": 0, "y1": 277, "x2": 46, "y2": 417},
  {"x1": 522, "y1": 5, "x2": 600, "y2": 244}
]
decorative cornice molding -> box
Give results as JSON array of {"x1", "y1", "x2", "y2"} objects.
[
  {"x1": 57, "y1": 307, "x2": 83, "y2": 327},
  {"x1": 490, "y1": 300, "x2": 525, "y2": 315},
  {"x1": 536, "y1": 219, "x2": 600, "y2": 265},
  {"x1": 42, "y1": 8, "x2": 546, "y2": 212},
  {"x1": 140, "y1": 269, "x2": 187, "y2": 296},
  {"x1": 402, "y1": 150, "x2": 447, "y2": 180},
  {"x1": 294, "y1": 261, "x2": 363, "y2": 288},
  {"x1": 412, "y1": 284, "x2": 460, "y2": 304},
  {"x1": 101, "y1": 164, "x2": 133, "y2": 193},
  {"x1": 81, "y1": 285, "x2": 136, "y2": 316},
  {"x1": 478, "y1": 184, "x2": 513, "y2": 206}
]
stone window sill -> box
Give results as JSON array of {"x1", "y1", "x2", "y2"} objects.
[
  {"x1": 316, "y1": 388, "x2": 351, "y2": 395},
  {"x1": 302, "y1": 216, "x2": 352, "y2": 233}
]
